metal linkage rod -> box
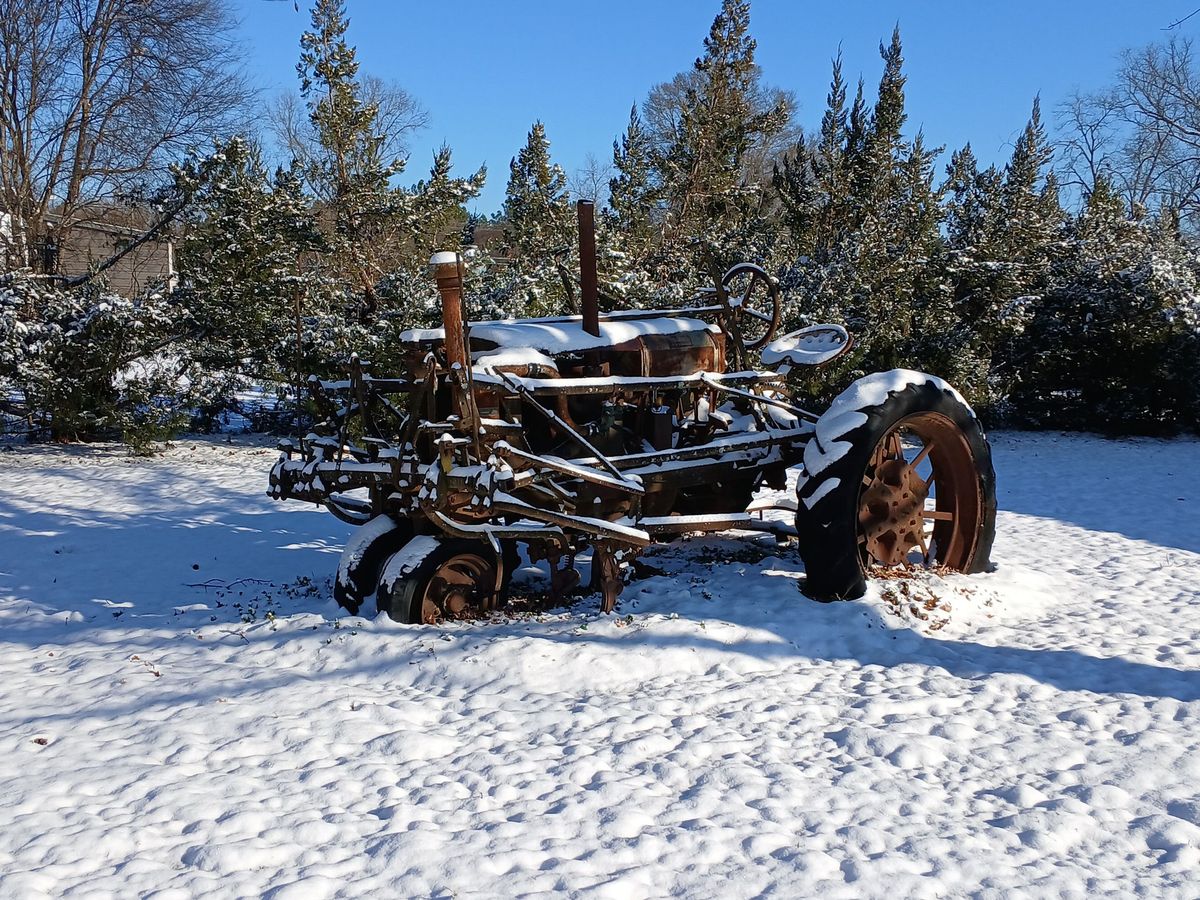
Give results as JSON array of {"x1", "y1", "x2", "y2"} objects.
[
  {"x1": 496, "y1": 372, "x2": 637, "y2": 487},
  {"x1": 699, "y1": 373, "x2": 822, "y2": 422}
]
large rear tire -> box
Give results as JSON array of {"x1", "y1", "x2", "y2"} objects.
[{"x1": 795, "y1": 372, "x2": 996, "y2": 601}]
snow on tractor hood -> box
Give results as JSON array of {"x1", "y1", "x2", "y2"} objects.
[{"x1": 400, "y1": 314, "x2": 720, "y2": 356}]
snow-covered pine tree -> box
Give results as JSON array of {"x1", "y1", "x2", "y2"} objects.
[
  {"x1": 1014, "y1": 176, "x2": 1200, "y2": 432},
  {"x1": 0, "y1": 141, "x2": 265, "y2": 444},
  {"x1": 175, "y1": 137, "x2": 324, "y2": 376},
  {"x1": 175, "y1": 137, "x2": 330, "y2": 405},
  {"x1": 497, "y1": 121, "x2": 574, "y2": 317},
  {"x1": 372, "y1": 146, "x2": 488, "y2": 334},
  {"x1": 940, "y1": 97, "x2": 1066, "y2": 414},
  {"x1": 775, "y1": 29, "x2": 950, "y2": 387},
  {"x1": 772, "y1": 53, "x2": 868, "y2": 346},
  {"x1": 845, "y1": 27, "x2": 915, "y2": 364},
  {"x1": 0, "y1": 274, "x2": 190, "y2": 445},
  {"x1": 998, "y1": 97, "x2": 1063, "y2": 266},
  {"x1": 657, "y1": 0, "x2": 790, "y2": 276},
  {"x1": 773, "y1": 52, "x2": 849, "y2": 265},
  {"x1": 296, "y1": 0, "x2": 403, "y2": 321},
  {"x1": 295, "y1": 0, "x2": 484, "y2": 330},
  {"x1": 606, "y1": 106, "x2": 661, "y2": 303},
  {"x1": 944, "y1": 144, "x2": 988, "y2": 249}
]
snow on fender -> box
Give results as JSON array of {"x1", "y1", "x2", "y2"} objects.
[
  {"x1": 377, "y1": 535, "x2": 444, "y2": 595},
  {"x1": 336, "y1": 514, "x2": 403, "y2": 591}
]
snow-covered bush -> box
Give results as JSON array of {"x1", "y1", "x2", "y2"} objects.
[
  {"x1": 1013, "y1": 196, "x2": 1200, "y2": 434},
  {"x1": 0, "y1": 274, "x2": 193, "y2": 443}
]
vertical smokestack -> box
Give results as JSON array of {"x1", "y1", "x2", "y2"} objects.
[
  {"x1": 577, "y1": 200, "x2": 600, "y2": 337},
  {"x1": 430, "y1": 251, "x2": 467, "y2": 370}
]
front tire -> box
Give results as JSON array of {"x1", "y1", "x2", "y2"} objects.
[
  {"x1": 334, "y1": 515, "x2": 413, "y2": 615},
  {"x1": 377, "y1": 537, "x2": 506, "y2": 624},
  {"x1": 795, "y1": 371, "x2": 996, "y2": 600}
]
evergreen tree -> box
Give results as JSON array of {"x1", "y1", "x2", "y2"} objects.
[
  {"x1": 606, "y1": 106, "x2": 661, "y2": 300},
  {"x1": 295, "y1": 0, "x2": 484, "y2": 323},
  {"x1": 499, "y1": 121, "x2": 574, "y2": 316},
  {"x1": 944, "y1": 144, "x2": 985, "y2": 249},
  {"x1": 654, "y1": 0, "x2": 790, "y2": 279},
  {"x1": 854, "y1": 27, "x2": 907, "y2": 217},
  {"x1": 406, "y1": 147, "x2": 489, "y2": 261},
  {"x1": 176, "y1": 138, "x2": 328, "y2": 394},
  {"x1": 773, "y1": 52, "x2": 849, "y2": 264},
  {"x1": 1015, "y1": 175, "x2": 1200, "y2": 432},
  {"x1": 777, "y1": 29, "x2": 948, "y2": 382},
  {"x1": 998, "y1": 97, "x2": 1062, "y2": 263},
  {"x1": 298, "y1": 0, "x2": 400, "y2": 317}
]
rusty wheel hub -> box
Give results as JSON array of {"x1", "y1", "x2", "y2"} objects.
[
  {"x1": 421, "y1": 553, "x2": 495, "y2": 624},
  {"x1": 859, "y1": 451, "x2": 931, "y2": 566},
  {"x1": 857, "y1": 413, "x2": 982, "y2": 572}
]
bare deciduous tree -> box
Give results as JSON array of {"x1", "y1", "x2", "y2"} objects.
[
  {"x1": 267, "y1": 73, "x2": 428, "y2": 200},
  {"x1": 0, "y1": 0, "x2": 251, "y2": 273},
  {"x1": 1056, "y1": 37, "x2": 1200, "y2": 230},
  {"x1": 568, "y1": 153, "x2": 613, "y2": 206},
  {"x1": 1056, "y1": 89, "x2": 1120, "y2": 198}
]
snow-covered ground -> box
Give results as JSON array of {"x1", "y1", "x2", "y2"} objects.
[{"x1": 0, "y1": 431, "x2": 1197, "y2": 897}]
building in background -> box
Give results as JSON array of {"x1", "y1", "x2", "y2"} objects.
[{"x1": 2, "y1": 204, "x2": 175, "y2": 296}]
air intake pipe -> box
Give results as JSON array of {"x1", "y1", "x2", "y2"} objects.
[
  {"x1": 577, "y1": 200, "x2": 600, "y2": 338},
  {"x1": 430, "y1": 251, "x2": 467, "y2": 370}
]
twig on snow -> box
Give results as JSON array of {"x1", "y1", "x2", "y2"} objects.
[{"x1": 185, "y1": 577, "x2": 274, "y2": 591}]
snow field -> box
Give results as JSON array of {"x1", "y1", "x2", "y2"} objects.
[{"x1": 0, "y1": 432, "x2": 1197, "y2": 896}]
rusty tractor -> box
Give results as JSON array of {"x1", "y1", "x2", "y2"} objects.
[{"x1": 269, "y1": 201, "x2": 996, "y2": 623}]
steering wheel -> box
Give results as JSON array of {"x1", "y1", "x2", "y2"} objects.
[{"x1": 719, "y1": 263, "x2": 782, "y2": 351}]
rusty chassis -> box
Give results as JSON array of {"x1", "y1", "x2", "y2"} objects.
[
  {"x1": 268, "y1": 198, "x2": 997, "y2": 623},
  {"x1": 271, "y1": 338, "x2": 816, "y2": 612}
]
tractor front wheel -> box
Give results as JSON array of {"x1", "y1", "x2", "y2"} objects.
[
  {"x1": 376, "y1": 537, "x2": 510, "y2": 624},
  {"x1": 334, "y1": 515, "x2": 413, "y2": 615}
]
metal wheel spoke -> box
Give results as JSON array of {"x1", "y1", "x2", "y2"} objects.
[
  {"x1": 856, "y1": 412, "x2": 984, "y2": 576},
  {"x1": 745, "y1": 307, "x2": 774, "y2": 323},
  {"x1": 438, "y1": 568, "x2": 475, "y2": 586},
  {"x1": 910, "y1": 440, "x2": 934, "y2": 469},
  {"x1": 738, "y1": 274, "x2": 755, "y2": 305}
]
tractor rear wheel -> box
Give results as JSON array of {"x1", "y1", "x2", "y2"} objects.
[{"x1": 795, "y1": 373, "x2": 996, "y2": 601}]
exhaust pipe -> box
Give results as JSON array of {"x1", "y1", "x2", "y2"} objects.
[
  {"x1": 577, "y1": 200, "x2": 600, "y2": 337},
  {"x1": 430, "y1": 251, "x2": 467, "y2": 370}
]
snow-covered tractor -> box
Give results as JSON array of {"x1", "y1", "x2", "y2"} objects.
[{"x1": 268, "y1": 202, "x2": 996, "y2": 623}]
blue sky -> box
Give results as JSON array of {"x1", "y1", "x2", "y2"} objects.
[{"x1": 231, "y1": 1, "x2": 1197, "y2": 214}]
